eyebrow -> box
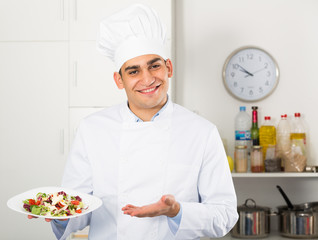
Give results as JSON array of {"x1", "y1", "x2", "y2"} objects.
[{"x1": 124, "y1": 57, "x2": 163, "y2": 72}]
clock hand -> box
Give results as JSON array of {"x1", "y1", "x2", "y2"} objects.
[
  {"x1": 253, "y1": 67, "x2": 266, "y2": 74},
  {"x1": 244, "y1": 67, "x2": 266, "y2": 77},
  {"x1": 237, "y1": 64, "x2": 254, "y2": 77}
]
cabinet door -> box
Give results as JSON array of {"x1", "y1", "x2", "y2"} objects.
[
  {"x1": 0, "y1": 0, "x2": 68, "y2": 41},
  {"x1": 70, "y1": 41, "x2": 127, "y2": 107},
  {"x1": 69, "y1": 0, "x2": 172, "y2": 40},
  {"x1": 0, "y1": 42, "x2": 68, "y2": 239}
]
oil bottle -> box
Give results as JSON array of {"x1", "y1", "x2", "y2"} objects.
[{"x1": 259, "y1": 116, "x2": 276, "y2": 161}]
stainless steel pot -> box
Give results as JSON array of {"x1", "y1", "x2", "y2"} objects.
[
  {"x1": 277, "y1": 204, "x2": 318, "y2": 239},
  {"x1": 276, "y1": 186, "x2": 318, "y2": 238},
  {"x1": 231, "y1": 199, "x2": 271, "y2": 238}
]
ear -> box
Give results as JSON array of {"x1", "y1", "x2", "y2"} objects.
[
  {"x1": 165, "y1": 59, "x2": 173, "y2": 78},
  {"x1": 113, "y1": 72, "x2": 124, "y2": 89}
]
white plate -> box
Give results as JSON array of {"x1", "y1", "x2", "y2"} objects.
[{"x1": 7, "y1": 186, "x2": 102, "y2": 219}]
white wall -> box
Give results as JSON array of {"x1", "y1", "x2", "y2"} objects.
[
  {"x1": 174, "y1": 0, "x2": 318, "y2": 229},
  {"x1": 175, "y1": 0, "x2": 318, "y2": 162}
]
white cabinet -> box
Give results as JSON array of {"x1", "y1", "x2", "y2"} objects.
[
  {"x1": 70, "y1": 41, "x2": 127, "y2": 107},
  {"x1": 0, "y1": 42, "x2": 68, "y2": 240},
  {"x1": 0, "y1": 42, "x2": 68, "y2": 185},
  {"x1": 0, "y1": 0, "x2": 68, "y2": 41},
  {"x1": 69, "y1": 0, "x2": 172, "y2": 40}
]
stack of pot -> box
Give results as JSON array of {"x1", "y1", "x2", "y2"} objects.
[
  {"x1": 277, "y1": 202, "x2": 318, "y2": 238},
  {"x1": 276, "y1": 185, "x2": 318, "y2": 238}
]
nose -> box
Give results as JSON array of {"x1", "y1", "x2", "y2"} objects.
[{"x1": 140, "y1": 69, "x2": 155, "y2": 86}]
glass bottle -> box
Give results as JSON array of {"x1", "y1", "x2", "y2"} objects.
[
  {"x1": 251, "y1": 146, "x2": 264, "y2": 172},
  {"x1": 251, "y1": 106, "x2": 259, "y2": 146},
  {"x1": 235, "y1": 145, "x2": 248, "y2": 173}
]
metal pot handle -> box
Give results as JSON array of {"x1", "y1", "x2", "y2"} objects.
[{"x1": 244, "y1": 198, "x2": 256, "y2": 208}]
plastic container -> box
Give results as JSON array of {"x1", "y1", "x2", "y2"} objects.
[
  {"x1": 264, "y1": 145, "x2": 281, "y2": 172},
  {"x1": 259, "y1": 116, "x2": 276, "y2": 161},
  {"x1": 285, "y1": 113, "x2": 307, "y2": 172},
  {"x1": 235, "y1": 106, "x2": 251, "y2": 153},
  {"x1": 276, "y1": 114, "x2": 291, "y2": 171}
]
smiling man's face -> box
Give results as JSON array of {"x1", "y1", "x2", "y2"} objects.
[{"x1": 114, "y1": 54, "x2": 173, "y2": 119}]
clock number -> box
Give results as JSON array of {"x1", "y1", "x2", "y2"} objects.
[
  {"x1": 249, "y1": 90, "x2": 253, "y2": 96},
  {"x1": 266, "y1": 71, "x2": 271, "y2": 77},
  {"x1": 240, "y1": 87, "x2": 244, "y2": 93},
  {"x1": 247, "y1": 54, "x2": 253, "y2": 60},
  {"x1": 234, "y1": 82, "x2": 238, "y2": 87},
  {"x1": 232, "y1": 64, "x2": 239, "y2": 69},
  {"x1": 259, "y1": 56, "x2": 262, "y2": 62},
  {"x1": 239, "y1": 57, "x2": 245, "y2": 63},
  {"x1": 231, "y1": 72, "x2": 235, "y2": 77},
  {"x1": 264, "y1": 63, "x2": 268, "y2": 69},
  {"x1": 265, "y1": 80, "x2": 270, "y2": 86},
  {"x1": 259, "y1": 87, "x2": 263, "y2": 93}
]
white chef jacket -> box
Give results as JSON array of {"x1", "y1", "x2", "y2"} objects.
[{"x1": 52, "y1": 99, "x2": 238, "y2": 240}]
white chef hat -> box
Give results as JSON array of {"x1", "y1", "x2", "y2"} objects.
[{"x1": 97, "y1": 4, "x2": 167, "y2": 71}]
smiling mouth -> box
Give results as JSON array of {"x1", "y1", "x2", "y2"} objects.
[{"x1": 138, "y1": 84, "x2": 160, "y2": 94}]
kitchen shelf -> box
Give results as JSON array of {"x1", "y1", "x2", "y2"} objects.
[{"x1": 232, "y1": 172, "x2": 318, "y2": 178}]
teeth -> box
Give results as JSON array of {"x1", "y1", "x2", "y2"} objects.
[{"x1": 141, "y1": 87, "x2": 156, "y2": 93}]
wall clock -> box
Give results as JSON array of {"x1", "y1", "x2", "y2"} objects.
[{"x1": 222, "y1": 46, "x2": 279, "y2": 102}]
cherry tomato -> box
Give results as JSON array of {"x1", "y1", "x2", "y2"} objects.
[
  {"x1": 71, "y1": 200, "x2": 80, "y2": 205},
  {"x1": 75, "y1": 209, "x2": 82, "y2": 213}
]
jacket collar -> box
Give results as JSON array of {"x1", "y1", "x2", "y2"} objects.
[{"x1": 120, "y1": 96, "x2": 173, "y2": 124}]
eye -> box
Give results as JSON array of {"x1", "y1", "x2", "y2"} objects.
[
  {"x1": 128, "y1": 70, "x2": 138, "y2": 75},
  {"x1": 150, "y1": 64, "x2": 161, "y2": 70}
]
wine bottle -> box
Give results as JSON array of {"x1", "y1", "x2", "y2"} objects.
[{"x1": 251, "y1": 106, "x2": 260, "y2": 146}]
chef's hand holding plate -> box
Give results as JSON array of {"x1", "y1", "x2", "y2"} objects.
[
  {"x1": 122, "y1": 194, "x2": 180, "y2": 218},
  {"x1": 27, "y1": 215, "x2": 68, "y2": 222}
]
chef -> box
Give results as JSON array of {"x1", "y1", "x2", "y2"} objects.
[{"x1": 49, "y1": 3, "x2": 238, "y2": 240}]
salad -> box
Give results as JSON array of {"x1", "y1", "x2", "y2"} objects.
[{"x1": 23, "y1": 191, "x2": 86, "y2": 217}]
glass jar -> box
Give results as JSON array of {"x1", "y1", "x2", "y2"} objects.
[
  {"x1": 235, "y1": 145, "x2": 248, "y2": 173},
  {"x1": 251, "y1": 146, "x2": 264, "y2": 172}
]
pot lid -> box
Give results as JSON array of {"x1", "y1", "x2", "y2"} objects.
[
  {"x1": 298, "y1": 201, "x2": 318, "y2": 211},
  {"x1": 238, "y1": 198, "x2": 271, "y2": 212},
  {"x1": 277, "y1": 201, "x2": 318, "y2": 212}
]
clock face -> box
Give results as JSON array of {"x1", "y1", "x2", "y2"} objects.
[{"x1": 223, "y1": 46, "x2": 279, "y2": 101}]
